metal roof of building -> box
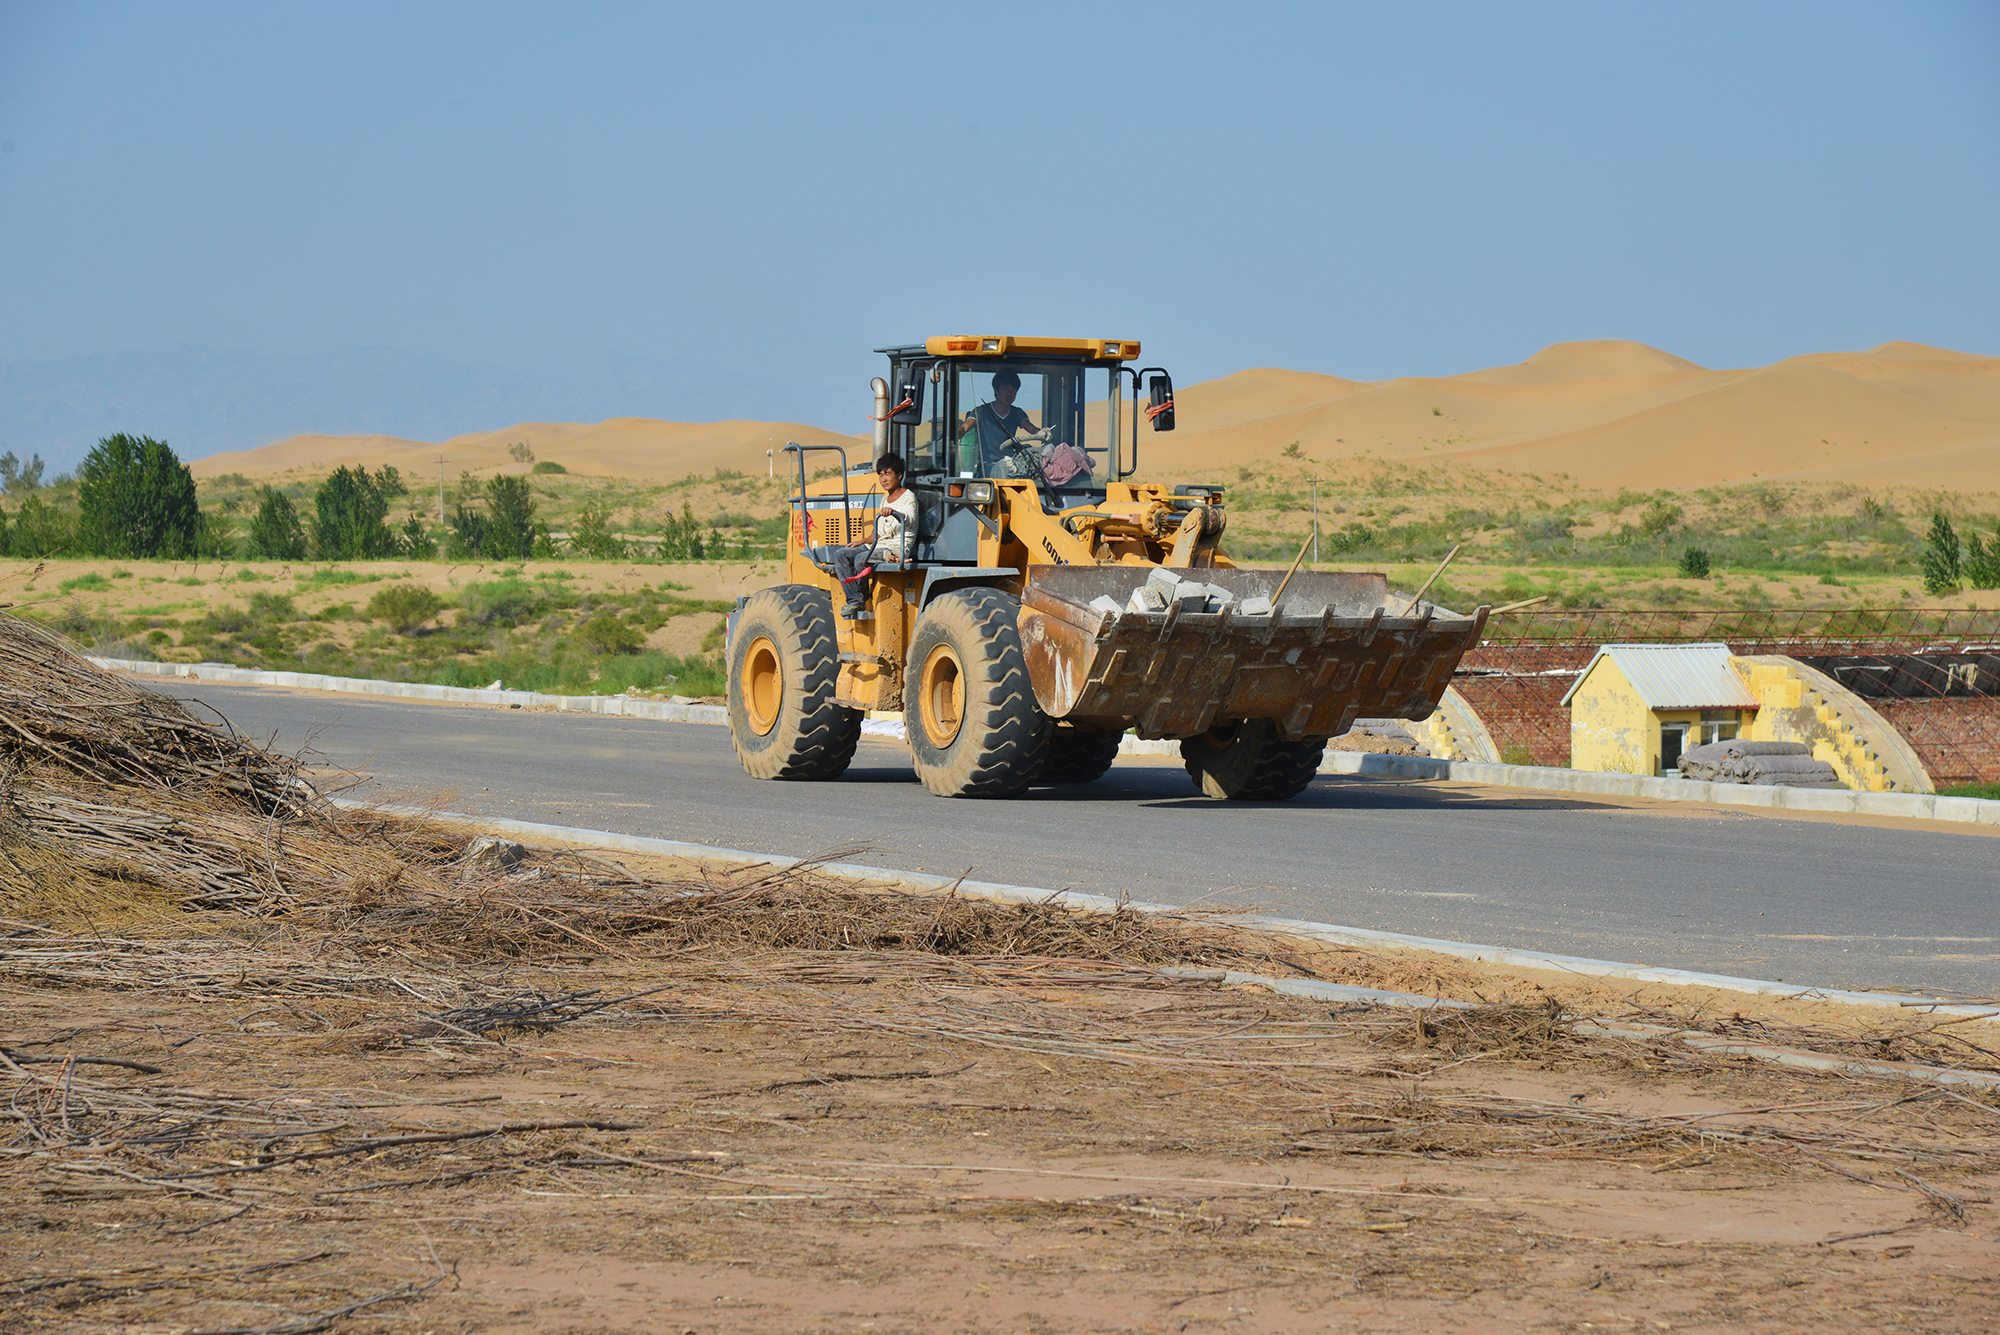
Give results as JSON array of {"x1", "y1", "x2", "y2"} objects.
[{"x1": 1559, "y1": 642, "x2": 1761, "y2": 710}]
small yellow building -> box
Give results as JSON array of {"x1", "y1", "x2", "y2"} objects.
[{"x1": 1562, "y1": 643, "x2": 1761, "y2": 777}]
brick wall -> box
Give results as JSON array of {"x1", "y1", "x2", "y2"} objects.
[
  {"x1": 1870, "y1": 698, "x2": 2000, "y2": 787},
  {"x1": 1451, "y1": 674, "x2": 1576, "y2": 768}
]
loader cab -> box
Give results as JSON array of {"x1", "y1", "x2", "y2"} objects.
[{"x1": 879, "y1": 336, "x2": 1160, "y2": 539}]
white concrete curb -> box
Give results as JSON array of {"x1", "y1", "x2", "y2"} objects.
[
  {"x1": 110, "y1": 654, "x2": 1998, "y2": 827},
  {"x1": 1309, "y1": 752, "x2": 2000, "y2": 827},
  {"x1": 345, "y1": 800, "x2": 2000, "y2": 1026},
  {"x1": 93, "y1": 656, "x2": 729, "y2": 725}
]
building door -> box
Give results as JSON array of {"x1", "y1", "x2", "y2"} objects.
[{"x1": 1660, "y1": 724, "x2": 1688, "y2": 776}]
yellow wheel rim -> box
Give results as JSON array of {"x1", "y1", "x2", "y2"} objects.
[
  {"x1": 918, "y1": 642, "x2": 966, "y2": 749},
  {"x1": 741, "y1": 635, "x2": 782, "y2": 736}
]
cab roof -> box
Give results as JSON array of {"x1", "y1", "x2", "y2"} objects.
[{"x1": 873, "y1": 336, "x2": 1140, "y2": 361}]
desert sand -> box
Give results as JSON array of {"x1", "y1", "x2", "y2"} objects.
[
  {"x1": 191, "y1": 340, "x2": 2000, "y2": 493},
  {"x1": 191, "y1": 418, "x2": 864, "y2": 484}
]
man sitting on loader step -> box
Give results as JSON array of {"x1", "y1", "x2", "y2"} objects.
[{"x1": 813, "y1": 451, "x2": 916, "y2": 619}]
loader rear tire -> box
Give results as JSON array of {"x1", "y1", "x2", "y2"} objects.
[
  {"x1": 907, "y1": 587, "x2": 1051, "y2": 797},
  {"x1": 1181, "y1": 720, "x2": 1325, "y2": 801},
  {"x1": 728, "y1": 584, "x2": 861, "y2": 781},
  {"x1": 1037, "y1": 724, "x2": 1123, "y2": 785}
]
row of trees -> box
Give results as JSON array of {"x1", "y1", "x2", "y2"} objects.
[
  {"x1": 2, "y1": 432, "x2": 719, "y2": 563},
  {"x1": 0, "y1": 434, "x2": 228, "y2": 559}
]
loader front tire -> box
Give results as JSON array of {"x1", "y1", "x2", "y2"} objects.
[
  {"x1": 1181, "y1": 720, "x2": 1325, "y2": 801},
  {"x1": 728, "y1": 584, "x2": 861, "y2": 781},
  {"x1": 1037, "y1": 724, "x2": 1124, "y2": 785},
  {"x1": 907, "y1": 588, "x2": 1051, "y2": 797}
]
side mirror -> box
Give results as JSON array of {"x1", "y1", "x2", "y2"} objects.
[
  {"x1": 1147, "y1": 372, "x2": 1176, "y2": 432},
  {"x1": 890, "y1": 366, "x2": 926, "y2": 426}
]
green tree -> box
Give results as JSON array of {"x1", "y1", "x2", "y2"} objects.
[
  {"x1": 656, "y1": 504, "x2": 707, "y2": 561},
  {"x1": 312, "y1": 466, "x2": 400, "y2": 560},
  {"x1": 245, "y1": 487, "x2": 308, "y2": 560},
  {"x1": 446, "y1": 502, "x2": 488, "y2": 559},
  {"x1": 484, "y1": 474, "x2": 538, "y2": 559},
  {"x1": 399, "y1": 514, "x2": 438, "y2": 559},
  {"x1": 76, "y1": 433, "x2": 202, "y2": 558},
  {"x1": 568, "y1": 500, "x2": 625, "y2": 559},
  {"x1": 1677, "y1": 546, "x2": 1711, "y2": 579},
  {"x1": 10, "y1": 493, "x2": 72, "y2": 556},
  {"x1": 1921, "y1": 512, "x2": 1962, "y2": 596},
  {"x1": 1967, "y1": 529, "x2": 2000, "y2": 591},
  {"x1": 0, "y1": 451, "x2": 45, "y2": 497}
]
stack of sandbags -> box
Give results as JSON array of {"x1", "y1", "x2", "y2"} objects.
[{"x1": 1677, "y1": 739, "x2": 1844, "y2": 788}]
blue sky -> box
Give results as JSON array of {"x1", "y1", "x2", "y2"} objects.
[{"x1": 1, "y1": 1, "x2": 1996, "y2": 461}]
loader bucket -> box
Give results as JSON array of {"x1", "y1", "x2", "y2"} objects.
[{"x1": 1017, "y1": 565, "x2": 1487, "y2": 740}]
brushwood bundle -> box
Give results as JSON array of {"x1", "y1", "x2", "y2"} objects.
[{"x1": 0, "y1": 612, "x2": 455, "y2": 914}]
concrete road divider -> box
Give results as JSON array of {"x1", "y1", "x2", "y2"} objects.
[{"x1": 96, "y1": 655, "x2": 729, "y2": 724}]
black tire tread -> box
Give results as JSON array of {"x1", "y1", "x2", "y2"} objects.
[
  {"x1": 908, "y1": 587, "x2": 1051, "y2": 798},
  {"x1": 1039, "y1": 725, "x2": 1124, "y2": 785},
  {"x1": 728, "y1": 584, "x2": 861, "y2": 781},
  {"x1": 1180, "y1": 721, "x2": 1326, "y2": 801}
]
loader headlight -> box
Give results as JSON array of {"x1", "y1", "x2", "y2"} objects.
[{"x1": 947, "y1": 481, "x2": 995, "y2": 503}]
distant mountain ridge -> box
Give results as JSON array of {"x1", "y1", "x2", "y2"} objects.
[{"x1": 0, "y1": 345, "x2": 854, "y2": 469}]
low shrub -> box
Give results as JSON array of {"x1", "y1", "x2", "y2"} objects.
[
  {"x1": 458, "y1": 577, "x2": 547, "y2": 627},
  {"x1": 575, "y1": 611, "x2": 644, "y2": 655},
  {"x1": 366, "y1": 583, "x2": 446, "y2": 633}
]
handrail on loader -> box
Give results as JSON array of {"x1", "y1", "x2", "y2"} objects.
[{"x1": 782, "y1": 442, "x2": 855, "y2": 567}]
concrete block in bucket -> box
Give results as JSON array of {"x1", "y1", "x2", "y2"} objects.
[
  {"x1": 1127, "y1": 583, "x2": 1169, "y2": 613},
  {"x1": 1088, "y1": 594, "x2": 1123, "y2": 615}
]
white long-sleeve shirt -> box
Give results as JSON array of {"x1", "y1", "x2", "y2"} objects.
[{"x1": 870, "y1": 490, "x2": 919, "y2": 562}]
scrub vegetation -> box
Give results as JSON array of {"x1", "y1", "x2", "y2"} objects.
[
  {"x1": 9, "y1": 430, "x2": 2000, "y2": 701},
  {"x1": 8, "y1": 560, "x2": 741, "y2": 699},
  {"x1": 1212, "y1": 455, "x2": 2000, "y2": 613}
]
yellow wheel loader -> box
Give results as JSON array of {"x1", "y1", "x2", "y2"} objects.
[{"x1": 726, "y1": 335, "x2": 1488, "y2": 800}]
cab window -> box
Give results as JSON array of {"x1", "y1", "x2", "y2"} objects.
[{"x1": 948, "y1": 362, "x2": 1111, "y2": 495}]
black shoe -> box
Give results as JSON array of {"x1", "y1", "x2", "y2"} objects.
[{"x1": 841, "y1": 602, "x2": 865, "y2": 620}]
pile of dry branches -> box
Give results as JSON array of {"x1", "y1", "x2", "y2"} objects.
[
  {"x1": 0, "y1": 613, "x2": 460, "y2": 916},
  {"x1": 333, "y1": 853, "x2": 1282, "y2": 972}
]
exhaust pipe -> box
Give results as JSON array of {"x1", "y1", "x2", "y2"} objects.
[{"x1": 871, "y1": 377, "x2": 890, "y2": 465}]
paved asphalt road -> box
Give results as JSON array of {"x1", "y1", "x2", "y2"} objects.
[{"x1": 163, "y1": 682, "x2": 2000, "y2": 1001}]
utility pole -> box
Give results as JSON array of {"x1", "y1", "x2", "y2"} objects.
[{"x1": 436, "y1": 455, "x2": 446, "y2": 524}]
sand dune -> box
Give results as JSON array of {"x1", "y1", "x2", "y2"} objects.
[
  {"x1": 1146, "y1": 340, "x2": 2000, "y2": 491},
  {"x1": 194, "y1": 340, "x2": 2000, "y2": 493},
  {"x1": 191, "y1": 418, "x2": 865, "y2": 483}
]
